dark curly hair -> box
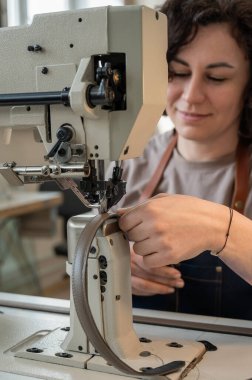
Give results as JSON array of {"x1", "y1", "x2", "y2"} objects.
[{"x1": 159, "y1": 0, "x2": 252, "y2": 143}]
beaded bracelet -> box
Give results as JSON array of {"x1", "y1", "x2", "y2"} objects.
[{"x1": 211, "y1": 207, "x2": 233, "y2": 257}]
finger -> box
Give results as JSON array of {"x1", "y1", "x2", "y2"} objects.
[
  {"x1": 127, "y1": 228, "x2": 150, "y2": 243},
  {"x1": 132, "y1": 264, "x2": 184, "y2": 288},
  {"x1": 132, "y1": 276, "x2": 176, "y2": 296},
  {"x1": 133, "y1": 262, "x2": 182, "y2": 280},
  {"x1": 133, "y1": 238, "x2": 158, "y2": 256},
  {"x1": 132, "y1": 250, "x2": 181, "y2": 277},
  {"x1": 133, "y1": 270, "x2": 184, "y2": 288},
  {"x1": 131, "y1": 254, "x2": 184, "y2": 287},
  {"x1": 118, "y1": 203, "x2": 147, "y2": 232},
  {"x1": 152, "y1": 193, "x2": 169, "y2": 199},
  {"x1": 142, "y1": 250, "x2": 177, "y2": 268},
  {"x1": 118, "y1": 195, "x2": 168, "y2": 231},
  {"x1": 163, "y1": 266, "x2": 182, "y2": 279},
  {"x1": 116, "y1": 207, "x2": 131, "y2": 216},
  {"x1": 117, "y1": 197, "x2": 152, "y2": 217},
  {"x1": 142, "y1": 270, "x2": 184, "y2": 287}
]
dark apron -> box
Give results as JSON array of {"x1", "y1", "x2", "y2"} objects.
[{"x1": 133, "y1": 251, "x2": 252, "y2": 320}]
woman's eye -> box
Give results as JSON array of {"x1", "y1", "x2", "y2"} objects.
[
  {"x1": 207, "y1": 76, "x2": 226, "y2": 82},
  {"x1": 173, "y1": 72, "x2": 190, "y2": 77},
  {"x1": 169, "y1": 70, "x2": 190, "y2": 80}
]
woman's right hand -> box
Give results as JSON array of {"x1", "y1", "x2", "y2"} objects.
[{"x1": 131, "y1": 246, "x2": 184, "y2": 296}]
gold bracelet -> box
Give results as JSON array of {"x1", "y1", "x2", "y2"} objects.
[{"x1": 211, "y1": 207, "x2": 233, "y2": 257}]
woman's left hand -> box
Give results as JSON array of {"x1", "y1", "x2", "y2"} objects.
[{"x1": 117, "y1": 194, "x2": 227, "y2": 268}]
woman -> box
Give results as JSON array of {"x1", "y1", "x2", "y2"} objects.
[{"x1": 116, "y1": 0, "x2": 252, "y2": 319}]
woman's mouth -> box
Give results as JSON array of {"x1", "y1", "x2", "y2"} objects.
[{"x1": 177, "y1": 110, "x2": 211, "y2": 121}]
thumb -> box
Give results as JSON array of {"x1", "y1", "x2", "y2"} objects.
[
  {"x1": 116, "y1": 207, "x2": 132, "y2": 216},
  {"x1": 152, "y1": 193, "x2": 169, "y2": 199}
]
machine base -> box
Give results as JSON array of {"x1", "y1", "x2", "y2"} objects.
[
  {"x1": 9, "y1": 327, "x2": 205, "y2": 379},
  {"x1": 1, "y1": 293, "x2": 252, "y2": 380}
]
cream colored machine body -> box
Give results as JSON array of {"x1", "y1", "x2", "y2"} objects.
[
  {"x1": 0, "y1": 6, "x2": 206, "y2": 379},
  {"x1": 0, "y1": 5, "x2": 168, "y2": 212}
]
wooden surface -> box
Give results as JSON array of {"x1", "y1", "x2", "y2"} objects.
[{"x1": 0, "y1": 191, "x2": 63, "y2": 219}]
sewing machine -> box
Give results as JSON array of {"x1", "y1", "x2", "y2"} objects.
[{"x1": 0, "y1": 6, "x2": 252, "y2": 380}]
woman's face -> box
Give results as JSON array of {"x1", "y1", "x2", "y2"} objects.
[{"x1": 166, "y1": 23, "x2": 250, "y2": 144}]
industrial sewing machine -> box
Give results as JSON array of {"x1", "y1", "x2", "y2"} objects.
[{"x1": 0, "y1": 6, "x2": 252, "y2": 380}]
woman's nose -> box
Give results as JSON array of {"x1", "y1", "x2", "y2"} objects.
[{"x1": 182, "y1": 75, "x2": 205, "y2": 104}]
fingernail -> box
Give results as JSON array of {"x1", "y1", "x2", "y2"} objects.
[
  {"x1": 168, "y1": 288, "x2": 175, "y2": 294},
  {"x1": 173, "y1": 273, "x2": 181, "y2": 279},
  {"x1": 175, "y1": 280, "x2": 184, "y2": 288}
]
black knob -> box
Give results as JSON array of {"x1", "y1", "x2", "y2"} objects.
[{"x1": 56, "y1": 124, "x2": 73, "y2": 142}]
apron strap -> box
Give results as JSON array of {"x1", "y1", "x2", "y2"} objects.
[
  {"x1": 139, "y1": 131, "x2": 177, "y2": 202},
  {"x1": 232, "y1": 142, "x2": 250, "y2": 214}
]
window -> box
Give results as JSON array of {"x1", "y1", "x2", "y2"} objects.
[
  {"x1": 27, "y1": 0, "x2": 70, "y2": 25},
  {"x1": 6, "y1": 0, "x2": 126, "y2": 26}
]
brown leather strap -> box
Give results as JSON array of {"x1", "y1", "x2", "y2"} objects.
[
  {"x1": 139, "y1": 133, "x2": 250, "y2": 215},
  {"x1": 139, "y1": 132, "x2": 178, "y2": 202},
  {"x1": 232, "y1": 142, "x2": 250, "y2": 214}
]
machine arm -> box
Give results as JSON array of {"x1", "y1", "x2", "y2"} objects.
[{"x1": 0, "y1": 5, "x2": 167, "y2": 212}]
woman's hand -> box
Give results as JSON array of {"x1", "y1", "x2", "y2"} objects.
[
  {"x1": 130, "y1": 245, "x2": 184, "y2": 296},
  {"x1": 118, "y1": 194, "x2": 252, "y2": 285},
  {"x1": 118, "y1": 194, "x2": 227, "y2": 268}
]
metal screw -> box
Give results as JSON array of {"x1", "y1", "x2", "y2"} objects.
[
  {"x1": 41, "y1": 166, "x2": 50, "y2": 176},
  {"x1": 55, "y1": 352, "x2": 73, "y2": 358},
  {"x1": 61, "y1": 327, "x2": 70, "y2": 331},
  {"x1": 167, "y1": 342, "x2": 183, "y2": 348},
  {"x1": 234, "y1": 200, "x2": 244, "y2": 210},
  {"x1": 139, "y1": 337, "x2": 152, "y2": 343},
  {"x1": 139, "y1": 351, "x2": 151, "y2": 357},
  {"x1": 100, "y1": 285, "x2": 106, "y2": 293},
  {"x1": 124, "y1": 146, "x2": 129, "y2": 155},
  {"x1": 140, "y1": 367, "x2": 153, "y2": 372},
  {"x1": 58, "y1": 148, "x2": 66, "y2": 157},
  {"x1": 26, "y1": 347, "x2": 43, "y2": 353},
  {"x1": 90, "y1": 246, "x2": 96, "y2": 254},
  {"x1": 27, "y1": 44, "x2": 42, "y2": 52},
  {"x1": 41, "y1": 67, "x2": 48, "y2": 74},
  {"x1": 100, "y1": 271, "x2": 107, "y2": 285},
  {"x1": 99, "y1": 255, "x2": 107, "y2": 269}
]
